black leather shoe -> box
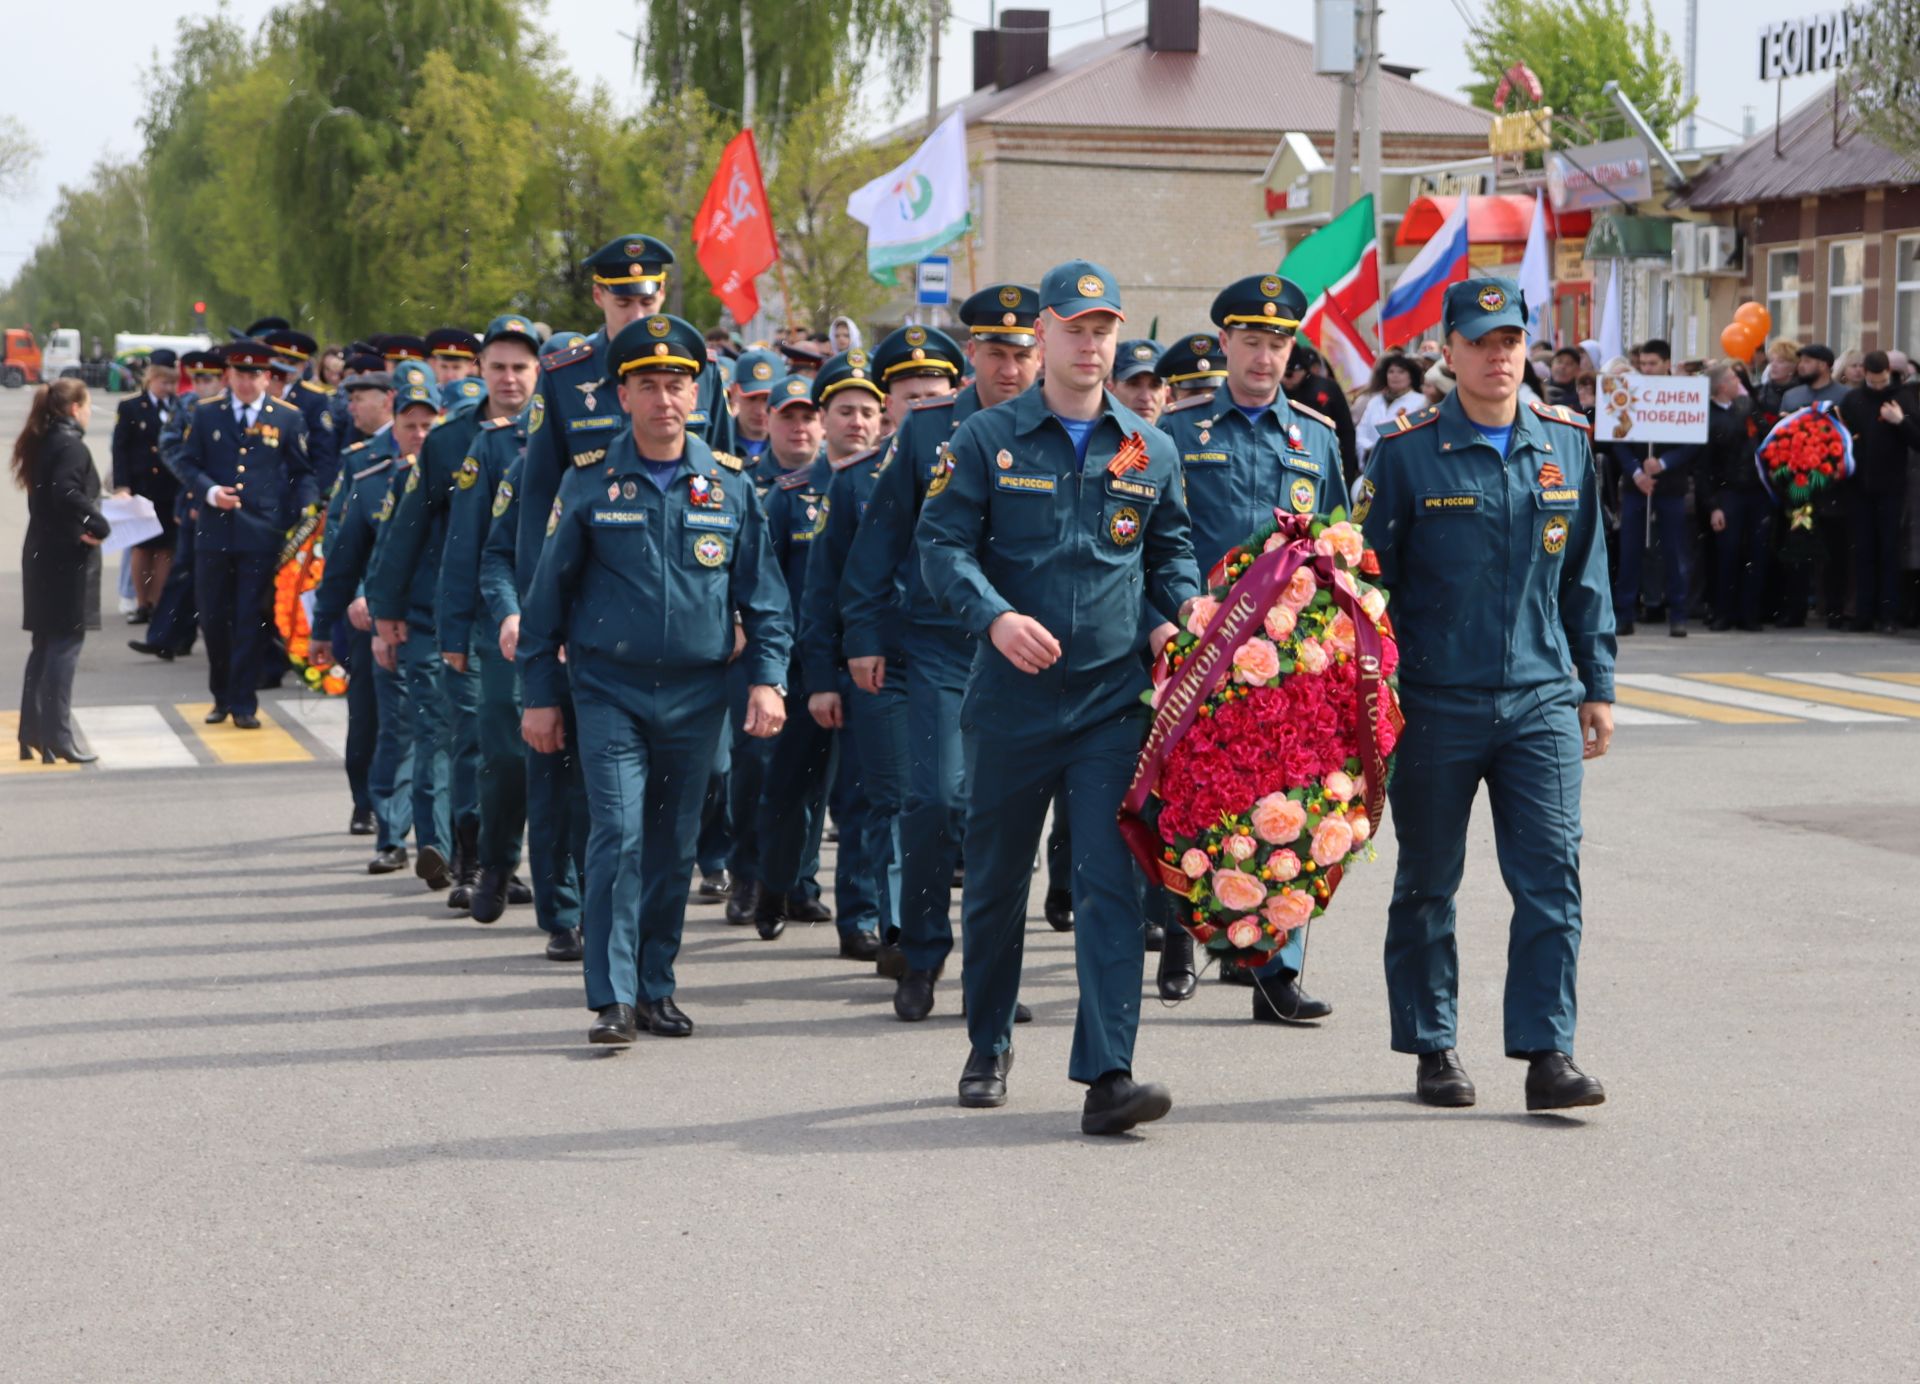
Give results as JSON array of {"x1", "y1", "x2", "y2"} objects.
[
  {"x1": 468, "y1": 867, "x2": 509, "y2": 924},
  {"x1": 839, "y1": 929, "x2": 881, "y2": 961},
  {"x1": 1668, "y1": 623, "x2": 1688, "y2": 638},
  {"x1": 1525, "y1": 1052, "x2": 1605, "y2": 1111},
  {"x1": 1218, "y1": 964, "x2": 1254, "y2": 987},
  {"x1": 1081, "y1": 1071, "x2": 1173, "y2": 1136},
  {"x1": 349, "y1": 807, "x2": 376, "y2": 836},
  {"x1": 128, "y1": 607, "x2": 151, "y2": 625},
  {"x1": 231, "y1": 712, "x2": 261, "y2": 730},
  {"x1": 697, "y1": 870, "x2": 732, "y2": 901},
  {"x1": 1415, "y1": 1049, "x2": 1476, "y2": 1107},
  {"x1": 204, "y1": 705, "x2": 230, "y2": 725},
  {"x1": 1143, "y1": 918, "x2": 1165, "y2": 951},
  {"x1": 1252, "y1": 972, "x2": 1332, "y2": 1024},
  {"x1": 45, "y1": 741, "x2": 97, "y2": 764},
  {"x1": 446, "y1": 820, "x2": 479, "y2": 909},
  {"x1": 368, "y1": 846, "x2": 409, "y2": 875},
  {"x1": 753, "y1": 892, "x2": 786, "y2": 941},
  {"x1": 1614, "y1": 621, "x2": 1635, "y2": 637},
  {"x1": 786, "y1": 895, "x2": 832, "y2": 924},
  {"x1": 895, "y1": 969, "x2": 936, "y2": 1022},
  {"x1": 637, "y1": 995, "x2": 693, "y2": 1037},
  {"x1": 725, "y1": 879, "x2": 760, "y2": 926},
  {"x1": 875, "y1": 941, "x2": 908, "y2": 979},
  {"x1": 506, "y1": 875, "x2": 533, "y2": 905},
  {"x1": 127, "y1": 639, "x2": 174, "y2": 660},
  {"x1": 415, "y1": 844, "x2": 452, "y2": 890},
  {"x1": 1157, "y1": 925, "x2": 1198, "y2": 1001},
  {"x1": 1044, "y1": 887, "x2": 1073, "y2": 932},
  {"x1": 1014, "y1": 1001, "x2": 1032, "y2": 1024},
  {"x1": 544, "y1": 927, "x2": 584, "y2": 962},
  {"x1": 957, "y1": 1048, "x2": 1011, "y2": 1107},
  {"x1": 589, "y1": 1004, "x2": 638, "y2": 1045}
]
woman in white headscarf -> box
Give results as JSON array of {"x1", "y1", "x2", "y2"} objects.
[{"x1": 829, "y1": 316, "x2": 863, "y2": 353}]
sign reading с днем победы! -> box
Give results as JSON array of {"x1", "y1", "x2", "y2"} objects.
[
  {"x1": 1594, "y1": 371, "x2": 1710, "y2": 446},
  {"x1": 1757, "y1": 9, "x2": 1860, "y2": 81}
]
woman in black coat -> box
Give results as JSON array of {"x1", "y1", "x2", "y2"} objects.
[{"x1": 14, "y1": 378, "x2": 110, "y2": 763}]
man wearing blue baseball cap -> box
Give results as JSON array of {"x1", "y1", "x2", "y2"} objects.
[
  {"x1": 1359, "y1": 275, "x2": 1615, "y2": 1112},
  {"x1": 919, "y1": 259, "x2": 1202, "y2": 1135}
]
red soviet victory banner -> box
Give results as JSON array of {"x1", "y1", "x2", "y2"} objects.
[{"x1": 694, "y1": 129, "x2": 779, "y2": 323}]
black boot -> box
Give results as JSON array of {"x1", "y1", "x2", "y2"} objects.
[
  {"x1": 1415, "y1": 1049, "x2": 1476, "y2": 1107},
  {"x1": 544, "y1": 927, "x2": 585, "y2": 962},
  {"x1": 468, "y1": 866, "x2": 510, "y2": 925},
  {"x1": 415, "y1": 843, "x2": 452, "y2": 890},
  {"x1": 725, "y1": 878, "x2": 760, "y2": 926},
  {"x1": 506, "y1": 874, "x2": 533, "y2": 905},
  {"x1": 894, "y1": 969, "x2": 936, "y2": 1022},
  {"x1": 446, "y1": 819, "x2": 480, "y2": 911},
  {"x1": 957, "y1": 1048, "x2": 1011, "y2": 1108},
  {"x1": 349, "y1": 807, "x2": 376, "y2": 836},
  {"x1": 1524, "y1": 1052, "x2": 1605, "y2": 1111},
  {"x1": 753, "y1": 890, "x2": 787, "y2": 941},
  {"x1": 1156, "y1": 924, "x2": 1197, "y2": 1001},
  {"x1": 1043, "y1": 887, "x2": 1073, "y2": 932},
  {"x1": 368, "y1": 846, "x2": 409, "y2": 875},
  {"x1": 1251, "y1": 970, "x2": 1332, "y2": 1024},
  {"x1": 1080, "y1": 1070, "x2": 1172, "y2": 1136}
]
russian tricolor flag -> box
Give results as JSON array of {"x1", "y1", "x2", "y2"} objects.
[{"x1": 1379, "y1": 195, "x2": 1470, "y2": 347}]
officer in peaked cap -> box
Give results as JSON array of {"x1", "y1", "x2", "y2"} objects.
[
  {"x1": 918, "y1": 258, "x2": 1201, "y2": 1134},
  {"x1": 263, "y1": 328, "x2": 341, "y2": 493},
  {"x1": 425, "y1": 327, "x2": 483, "y2": 387},
  {"x1": 519, "y1": 313, "x2": 791, "y2": 1046},
  {"x1": 1361, "y1": 275, "x2": 1615, "y2": 1112},
  {"x1": 1156, "y1": 331, "x2": 1231, "y2": 407},
  {"x1": 380, "y1": 334, "x2": 430, "y2": 366},
  {"x1": 870, "y1": 323, "x2": 966, "y2": 429},
  {"x1": 1154, "y1": 271, "x2": 1348, "y2": 1017},
  {"x1": 136, "y1": 347, "x2": 233, "y2": 663},
  {"x1": 1107, "y1": 338, "x2": 1167, "y2": 425}
]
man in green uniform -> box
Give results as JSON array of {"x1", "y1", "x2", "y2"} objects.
[
  {"x1": 1153, "y1": 333, "x2": 1230, "y2": 407},
  {"x1": 1359, "y1": 276, "x2": 1614, "y2": 1111},
  {"x1": 1107, "y1": 338, "x2": 1167, "y2": 425},
  {"x1": 919, "y1": 260, "x2": 1201, "y2": 1135},
  {"x1": 437, "y1": 315, "x2": 545, "y2": 930},
  {"x1": 520, "y1": 314, "x2": 791, "y2": 1046},
  {"x1": 1157, "y1": 273, "x2": 1349, "y2": 1019}
]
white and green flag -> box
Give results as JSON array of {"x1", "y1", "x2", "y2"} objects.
[
  {"x1": 847, "y1": 111, "x2": 972, "y2": 283},
  {"x1": 1281, "y1": 194, "x2": 1381, "y2": 389}
]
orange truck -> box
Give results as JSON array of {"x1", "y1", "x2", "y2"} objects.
[{"x1": 3, "y1": 327, "x2": 45, "y2": 387}]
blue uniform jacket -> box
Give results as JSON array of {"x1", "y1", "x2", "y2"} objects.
[
  {"x1": 1157, "y1": 382, "x2": 1350, "y2": 569},
  {"x1": 311, "y1": 430, "x2": 396, "y2": 632},
  {"x1": 287, "y1": 378, "x2": 341, "y2": 495},
  {"x1": 439, "y1": 399, "x2": 535, "y2": 657},
  {"x1": 918, "y1": 383, "x2": 1200, "y2": 715},
  {"x1": 519, "y1": 430, "x2": 791, "y2": 709},
  {"x1": 174, "y1": 393, "x2": 317, "y2": 554},
  {"x1": 478, "y1": 454, "x2": 523, "y2": 632},
  {"x1": 364, "y1": 381, "x2": 487, "y2": 632},
  {"x1": 840, "y1": 386, "x2": 981, "y2": 660},
  {"x1": 515, "y1": 330, "x2": 613, "y2": 598},
  {"x1": 761, "y1": 453, "x2": 831, "y2": 687},
  {"x1": 800, "y1": 443, "x2": 891, "y2": 692},
  {"x1": 1359, "y1": 393, "x2": 1616, "y2": 703}
]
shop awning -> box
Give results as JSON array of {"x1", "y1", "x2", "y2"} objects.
[
  {"x1": 1584, "y1": 212, "x2": 1674, "y2": 260},
  {"x1": 1395, "y1": 194, "x2": 1592, "y2": 247}
]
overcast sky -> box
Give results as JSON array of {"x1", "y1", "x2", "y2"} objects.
[{"x1": 0, "y1": 0, "x2": 1846, "y2": 283}]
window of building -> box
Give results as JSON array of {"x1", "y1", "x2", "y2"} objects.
[
  {"x1": 1767, "y1": 249, "x2": 1802, "y2": 344},
  {"x1": 1826, "y1": 239, "x2": 1864, "y2": 349},
  {"x1": 1895, "y1": 237, "x2": 1920, "y2": 360}
]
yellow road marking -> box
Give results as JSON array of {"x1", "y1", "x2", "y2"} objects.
[
  {"x1": 1613, "y1": 686, "x2": 1790, "y2": 724},
  {"x1": 0, "y1": 712, "x2": 82, "y2": 773},
  {"x1": 1689, "y1": 673, "x2": 1920, "y2": 720},
  {"x1": 1866, "y1": 671, "x2": 1920, "y2": 688},
  {"x1": 176, "y1": 704, "x2": 314, "y2": 764}
]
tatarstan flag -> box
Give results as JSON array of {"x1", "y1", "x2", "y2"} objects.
[{"x1": 1280, "y1": 194, "x2": 1381, "y2": 388}]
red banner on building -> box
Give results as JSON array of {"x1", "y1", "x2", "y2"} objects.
[{"x1": 694, "y1": 129, "x2": 778, "y2": 324}]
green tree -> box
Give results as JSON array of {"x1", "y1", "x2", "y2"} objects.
[
  {"x1": 0, "y1": 115, "x2": 40, "y2": 200},
  {"x1": 638, "y1": 0, "x2": 927, "y2": 144},
  {"x1": 1848, "y1": 0, "x2": 1920, "y2": 164},
  {"x1": 2, "y1": 158, "x2": 178, "y2": 341},
  {"x1": 518, "y1": 79, "x2": 633, "y2": 330},
  {"x1": 767, "y1": 87, "x2": 914, "y2": 329},
  {"x1": 619, "y1": 89, "x2": 731, "y2": 326},
  {"x1": 1463, "y1": 0, "x2": 1692, "y2": 144}
]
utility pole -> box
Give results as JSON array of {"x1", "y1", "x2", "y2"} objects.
[
  {"x1": 1357, "y1": 2, "x2": 1381, "y2": 224},
  {"x1": 1330, "y1": 0, "x2": 1356, "y2": 215},
  {"x1": 1682, "y1": 0, "x2": 1698, "y2": 150},
  {"x1": 927, "y1": 0, "x2": 944, "y2": 136}
]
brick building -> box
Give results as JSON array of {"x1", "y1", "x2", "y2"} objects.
[{"x1": 915, "y1": 0, "x2": 1490, "y2": 332}]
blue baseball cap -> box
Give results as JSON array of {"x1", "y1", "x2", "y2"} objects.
[
  {"x1": 731, "y1": 347, "x2": 785, "y2": 395},
  {"x1": 395, "y1": 378, "x2": 441, "y2": 414},
  {"x1": 767, "y1": 373, "x2": 818, "y2": 412},
  {"x1": 1112, "y1": 339, "x2": 1164, "y2": 382},
  {"x1": 1442, "y1": 277, "x2": 1529, "y2": 341},
  {"x1": 1039, "y1": 259, "x2": 1125, "y2": 321},
  {"x1": 481, "y1": 314, "x2": 542, "y2": 353}
]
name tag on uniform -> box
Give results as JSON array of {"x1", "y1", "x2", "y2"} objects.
[
  {"x1": 1106, "y1": 475, "x2": 1159, "y2": 502},
  {"x1": 592, "y1": 508, "x2": 647, "y2": 527},
  {"x1": 1282, "y1": 453, "x2": 1323, "y2": 477},
  {"x1": 686, "y1": 411, "x2": 708, "y2": 426},
  {"x1": 1181, "y1": 451, "x2": 1229, "y2": 467},
  {"x1": 568, "y1": 416, "x2": 619, "y2": 433},
  {"x1": 995, "y1": 473, "x2": 1056, "y2": 494},
  {"x1": 1422, "y1": 493, "x2": 1479, "y2": 512},
  {"x1": 685, "y1": 510, "x2": 739, "y2": 531},
  {"x1": 1539, "y1": 487, "x2": 1580, "y2": 504}
]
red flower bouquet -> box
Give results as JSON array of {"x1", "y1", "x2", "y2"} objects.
[
  {"x1": 275, "y1": 510, "x2": 348, "y2": 696},
  {"x1": 1756, "y1": 401, "x2": 1854, "y2": 541},
  {"x1": 1119, "y1": 510, "x2": 1402, "y2": 971}
]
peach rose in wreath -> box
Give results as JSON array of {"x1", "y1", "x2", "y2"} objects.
[
  {"x1": 1266, "y1": 848, "x2": 1301, "y2": 881},
  {"x1": 1323, "y1": 769, "x2": 1355, "y2": 803},
  {"x1": 1360, "y1": 587, "x2": 1388, "y2": 623},
  {"x1": 1263, "y1": 603, "x2": 1297, "y2": 641},
  {"x1": 1321, "y1": 520, "x2": 1365, "y2": 566},
  {"x1": 1185, "y1": 595, "x2": 1220, "y2": 637},
  {"x1": 1324, "y1": 611, "x2": 1358, "y2": 656},
  {"x1": 1281, "y1": 567, "x2": 1319, "y2": 611},
  {"x1": 1264, "y1": 889, "x2": 1315, "y2": 935},
  {"x1": 1211, "y1": 869, "x2": 1268, "y2": 913},
  {"x1": 1226, "y1": 918, "x2": 1264, "y2": 950},
  {"x1": 1295, "y1": 639, "x2": 1330, "y2": 675},
  {"x1": 1263, "y1": 532, "x2": 1289, "y2": 553},
  {"x1": 1349, "y1": 809, "x2": 1372, "y2": 843},
  {"x1": 1311, "y1": 813, "x2": 1355, "y2": 866},
  {"x1": 1180, "y1": 848, "x2": 1212, "y2": 879},
  {"x1": 1223, "y1": 832, "x2": 1258, "y2": 862},
  {"x1": 1232, "y1": 636, "x2": 1281, "y2": 685},
  {"x1": 1250, "y1": 793, "x2": 1307, "y2": 845}
]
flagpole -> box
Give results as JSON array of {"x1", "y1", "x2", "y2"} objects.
[
  {"x1": 773, "y1": 255, "x2": 799, "y2": 333},
  {"x1": 964, "y1": 232, "x2": 978, "y2": 295}
]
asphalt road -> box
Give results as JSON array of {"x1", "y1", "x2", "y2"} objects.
[{"x1": 3, "y1": 375, "x2": 1919, "y2": 1378}]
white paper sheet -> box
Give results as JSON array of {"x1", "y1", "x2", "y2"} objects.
[{"x1": 98, "y1": 495, "x2": 163, "y2": 553}]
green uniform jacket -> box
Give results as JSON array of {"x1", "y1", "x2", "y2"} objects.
[
  {"x1": 1358, "y1": 393, "x2": 1616, "y2": 703},
  {"x1": 363, "y1": 379, "x2": 487, "y2": 631},
  {"x1": 311, "y1": 430, "x2": 397, "y2": 633},
  {"x1": 799, "y1": 443, "x2": 888, "y2": 691},
  {"x1": 438, "y1": 398, "x2": 536, "y2": 657}
]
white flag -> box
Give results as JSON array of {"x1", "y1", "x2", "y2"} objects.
[
  {"x1": 846, "y1": 112, "x2": 972, "y2": 283},
  {"x1": 1517, "y1": 190, "x2": 1552, "y2": 344}
]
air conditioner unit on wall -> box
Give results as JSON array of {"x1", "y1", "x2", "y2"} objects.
[
  {"x1": 1698, "y1": 225, "x2": 1744, "y2": 276},
  {"x1": 1671, "y1": 223, "x2": 1700, "y2": 276}
]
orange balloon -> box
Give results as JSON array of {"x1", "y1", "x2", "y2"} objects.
[
  {"x1": 1720, "y1": 323, "x2": 1758, "y2": 359},
  {"x1": 1735, "y1": 301, "x2": 1772, "y2": 338}
]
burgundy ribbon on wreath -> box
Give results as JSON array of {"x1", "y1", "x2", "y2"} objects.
[{"x1": 1118, "y1": 511, "x2": 1400, "y2": 903}]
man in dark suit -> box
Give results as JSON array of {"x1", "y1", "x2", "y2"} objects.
[
  {"x1": 111, "y1": 348, "x2": 182, "y2": 622},
  {"x1": 173, "y1": 338, "x2": 316, "y2": 728}
]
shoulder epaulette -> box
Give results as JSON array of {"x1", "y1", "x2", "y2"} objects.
[
  {"x1": 342, "y1": 439, "x2": 369, "y2": 455},
  {"x1": 542, "y1": 340, "x2": 594, "y2": 372},
  {"x1": 264, "y1": 396, "x2": 298, "y2": 414},
  {"x1": 832, "y1": 442, "x2": 886, "y2": 472},
  {"x1": 1163, "y1": 393, "x2": 1212, "y2": 414},
  {"x1": 1289, "y1": 399, "x2": 1338, "y2": 432},
  {"x1": 910, "y1": 395, "x2": 956, "y2": 412},
  {"x1": 1529, "y1": 399, "x2": 1593, "y2": 432},
  {"x1": 300, "y1": 379, "x2": 333, "y2": 396},
  {"x1": 712, "y1": 450, "x2": 744, "y2": 472},
  {"x1": 1378, "y1": 406, "x2": 1440, "y2": 441},
  {"x1": 775, "y1": 468, "x2": 814, "y2": 491},
  {"x1": 352, "y1": 456, "x2": 394, "y2": 480},
  {"x1": 480, "y1": 414, "x2": 515, "y2": 430}
]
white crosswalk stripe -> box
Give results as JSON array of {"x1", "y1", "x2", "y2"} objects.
[
  {"x1": 1616, "y1": 673, "x2": 1899, "y2": 723},
  {"x1": 1770, "y1": 672, "x2": 1920, "y2": 705},
  {"x1": 71, "y1": 705, "x2": 200, "y2": 770},
  {"x1": 270, "y1": 694, "x2": 350, "y2": 757},
  {"x1": 1608, "y1": 705, "x2": 1687, "y2": 726}
]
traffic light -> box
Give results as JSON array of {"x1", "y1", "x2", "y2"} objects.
[{"x1": 193, "y1": 300, "x2": 207, "y2": 331}]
